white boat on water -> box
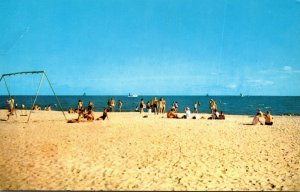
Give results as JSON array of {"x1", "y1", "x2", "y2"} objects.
[{"x1": 128, "y1": 93, "x2": 138, "y2": 98}]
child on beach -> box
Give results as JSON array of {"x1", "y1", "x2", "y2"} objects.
[{"x1": 264, "y1": 111, "x2": 273, "y2": 125}]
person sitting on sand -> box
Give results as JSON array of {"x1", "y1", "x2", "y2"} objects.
[
  {"x1": 208, "y1": 109, "x2": 219, "y2": 120},
  {"x1": 96, "y1": 108, "x2": 109, "y2": 120},
  {"x1": 76, "y1": 100, "x2": 86, "y2": 121},
  {"x1": 83, "y1": 101, "x2": 95, "y2": 121},
  {"x1": 68, "y1": 108, "x2": 75, "y2": 113},
  {"x1": 33, "y1": 104, "x2": 41, "y2": 110},
  {"x1": 219, "y1": 111, "x2": 225, "y2": 120},
  {"x1": 84, "y1": 109, "x2": 94, "y2": 121},
  {"x1": 252, "y1": 113, "x2": 263, "y2": 125},
  {"x1": 182, "y1": 107, "x2": 191, "y2": 119},
  {"x1": 167, "y1": 107, "x2": 179, "y2": 119},
  {"x1": 44, "y1": 104, "x2": 51, "y2": 111},
  {"x1": 257, "y1": 108, "x2": 263, "y2": 117},
  {"x1": 264, "y1": 111, "x2": 273, "y2": 125}
]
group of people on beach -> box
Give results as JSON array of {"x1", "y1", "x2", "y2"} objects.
[
  {"x1": 67, "y1": 100, "x2": 109, "y2": 123},
  {"x1": 166, "y1": 99, "x2": 225, "y2": 120},
  {"x1": 138, "y1": 97, "x2": 166, "y2": 115},
  {"x1": 106, "y1": 98, "x2": 123, "y2": 112},
  {"x1": 4, "y1": 96, "x2": 274, "y2": 126},
  {"x1": 252, "y1": 108, "x2": 273, "y2": 125}
]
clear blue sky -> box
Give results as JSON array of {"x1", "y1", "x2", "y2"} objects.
[{"x1": 0, "y1": 0, "x2": 300, "y2": 95}]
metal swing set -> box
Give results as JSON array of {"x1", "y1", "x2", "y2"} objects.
[{"x1": 0, "y1": 71, "x2": 67, "y2": 122}]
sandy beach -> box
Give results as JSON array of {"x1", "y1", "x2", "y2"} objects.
[{"x1": 0, "y1": 110, "x2": 299, "y2": 190}]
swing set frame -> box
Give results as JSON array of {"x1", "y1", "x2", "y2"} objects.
[{"x1": 0, "y1": 71, "x2": 67, "y2": 122}]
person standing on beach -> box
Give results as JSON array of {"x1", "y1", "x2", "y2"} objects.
[
  {"x1": 110, "y1": 98, "x2": 115, "y2": 112},
  {"x1": 107, "y1": 99, "x2": 111, "y2": 112},
  {"x1": 6, "y1": 96, "x2": 15, "y2": 120},
  {"x1": 153, "y1": 97, "x2": 158, "y2": 115},
  {"x1": 159, "y1": 98, "x2": 164, "y2": 114},
  {"x1": 174, "y1": 101, "x2": 179, "y2": 113},
  {"x1": 209, "y1": 99, "x2": 217, "y2": 113},
  {"x1": 194, "y1": 102, "x2": 198, "y2": 113},
  {"x1": 162, "y1": 98, "x2": 166, "y2": 113},
  {"x1": 146, "y1": 101, "x2": 151, "y2": 113},
  {"x1": 118, "y1": 100, "x2": 123, "y2": 112},
  {"x1": 139, "y1": 99, "x2": 144, "y2": 114}
]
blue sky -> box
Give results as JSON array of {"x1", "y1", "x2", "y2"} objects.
[{"x1": 0, "y1": 0, "x2": 300, "y2": 95}]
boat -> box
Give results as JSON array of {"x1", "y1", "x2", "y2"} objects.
[
  {"x1": 240, "y1": 93, "x2": 244, "y2": 97},
  {"x1": 128, "y1": 93, "x2": 138, "y2": 98}
]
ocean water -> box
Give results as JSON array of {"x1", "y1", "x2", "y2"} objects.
[{"x1": 0, "y1": 95, "x2": 299, "y2": 115}]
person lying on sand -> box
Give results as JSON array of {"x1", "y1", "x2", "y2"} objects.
[
  {"x1": 167, "y1": 107, "x2": 179, "y2": 119},
  {"x1": 264, "y1": 111, "x2": 273, "y2": 125},
  {"x1": 96, "y1": 108, "x2": 109, "y2": 120},
  {"x1": 252, "y1": 113, "x2": 263, "y2": 125}
]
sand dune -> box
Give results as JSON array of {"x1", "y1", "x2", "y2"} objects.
[{"x1": 0, "y1": 110, "x2": 299, "y2": 190}]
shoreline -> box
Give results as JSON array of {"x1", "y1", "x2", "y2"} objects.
[
  {"x1": 1, "y1": 109, "x2": 300, "y2": 117},
  {"x1": 0, "y1": 110, "x2": 299, "y2": 190}
]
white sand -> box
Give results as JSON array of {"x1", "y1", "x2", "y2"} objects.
[{"x1": 0, "y1": 110, "x2": 299, "y2": 190}]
